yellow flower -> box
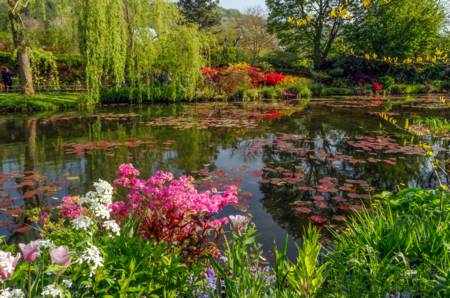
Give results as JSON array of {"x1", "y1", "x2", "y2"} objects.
[{"x1": 362, "y1": 0, "x2": 372, "y2": 8}]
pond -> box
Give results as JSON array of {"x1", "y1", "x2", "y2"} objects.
[{"x1": 1, "y1": 96, "x2": 449, "y2": 258}]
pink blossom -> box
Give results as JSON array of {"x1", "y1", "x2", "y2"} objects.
[
  {"x1": 0, "y1": 251, "x2": 20, "y2": 280},
  {"x1": 50, "y1": 246, "x2": 71, "y2": 267},
  {"x1": 113, "y1": 164, "x2": 239, "y2": 257},
  {"x1": 18, "y1": 241, "x2": 40, "y2": 263},
  {"x1": 60, "y1": 196, "x2": 85, "y2": 219}
]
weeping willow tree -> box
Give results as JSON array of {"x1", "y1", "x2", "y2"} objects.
[
  {"x1": 77, "y1": 0, "x2": 204, "y2": 103},
  {"x1": 76, "y1": 0, "x2": 127, "y2": 103}
]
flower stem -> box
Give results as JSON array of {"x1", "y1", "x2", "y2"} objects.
[{"x1": 27, "y1": 263, "x2": 32, "y2": 298}]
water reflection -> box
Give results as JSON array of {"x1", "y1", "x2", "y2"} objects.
[{"x1": 0, "y1": 100, "x2": 448, "y2": 256}]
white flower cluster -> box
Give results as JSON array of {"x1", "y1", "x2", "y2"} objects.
[
  {"x1": 0, "y1": 288, "x2": 25, "y2": 298},
  {"x1": 38, "y1": 239, "x2": 56, "y2": 250},
  {"x1": 69, "y1": 180, "x2": 120, "y2": 237},
  {"x1": 41, "y1": 284, "x2": 62, "y2": 298},
  {"x1": 78, "y1": 180, "x2": 114, "y2": 221},
  {"x1": 62, "y1": 279, "x2": 73, "y2": 289},
  {"x1": 102, "y1": 220, "x2": 120, "y2": 237},
  {"x1": 71, "y1": 216, "x2": 93, "y2": 231},
  {"x1": 77, "y1": 243, "x2": 104, "y2": 276}
]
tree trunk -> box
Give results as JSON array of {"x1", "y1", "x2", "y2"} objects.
[{"x1": 8, "y1": 1, "x2": 35, "y2": 96}]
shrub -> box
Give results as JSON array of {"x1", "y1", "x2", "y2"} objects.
[
  {"x1": 112, "y1": 164, "x2": 238, "y2": 258},
  {"x1": 379, "y1": 75, "x2": 395, "y2": 91},
  {"x1": 245, "y1": 89, "x2": 260, "y2": 100},
  {"x1": 327, "y1": 67, "x2": 344, "y2": 78},
  {"x1": 320, "y1": 87, "x2": 355, "y2": 96},
  {"x1": 264, "y1": 72, "x2": 286, "y2": 86},
  {"x1": 217, "y1": 66, "x2": 252, "y2": 98},
  {"x1": 391, "y1": 84, "x2": 428, "y2": 95},
  {"x1": 259, "y1": 86, "x2": 280, "y2": 99},
  {"x1": 442, "y1": 80, "x2": 450, "y2": 92}
]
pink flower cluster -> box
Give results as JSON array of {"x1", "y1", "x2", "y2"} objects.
[
  {"x1": 112, "y1": 164, "x2": 239, "y2": 257},
  {"x1": 61, "y1": 196, "x2": 85, "y2": 219}
]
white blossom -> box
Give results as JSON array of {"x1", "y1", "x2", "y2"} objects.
[
  {"x1": 71, "y1": 216, "x2": 93, "y2": 231},
  {"x1": 61, "y1": 279, "x2": 72, "y2": 289},
  {"x1": 38, "y1": 239, "x2": 55, "y2": 250},
  {"x1": 77, "y1": 243, "x2": 104, "y2": 276},
  {"x1": 41, "y1": 284, "x2": 62, "y2": 298},
  {"x1": 93, "y1": 179, "x2": 113, "y2": 204},
  {"x1": 91, "y1": 202, "x2": 111, "y2": 220},
  {"x1": 102, "y1": 220, "x2": 120, "y2": 236},
  {"x1": 0, "y1": 288, "x2": 25, "y2": 298}
]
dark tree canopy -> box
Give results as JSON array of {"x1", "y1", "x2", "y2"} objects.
[{"x1": 177, "y1": 0, "x2": 220, "y2": 29}]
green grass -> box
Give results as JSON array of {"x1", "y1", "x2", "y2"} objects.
[
  {"x1": 413, "y1": 117, "x2": 450, "y2": 136},
  {"x1": 0, "y1": 92, "x2": 84, "y2": 112}
]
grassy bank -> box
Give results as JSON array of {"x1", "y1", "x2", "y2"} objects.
[{"x1": 0, "y1": 92, "x2": 84, "y2": 112}]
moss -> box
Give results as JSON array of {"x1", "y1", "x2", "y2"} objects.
[{"x1": 0, "y1": 92, "x2": 83, "y2": 112}]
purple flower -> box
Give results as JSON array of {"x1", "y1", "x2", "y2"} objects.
[
  {"x1": 18, "y1": 241, "x2": 40, "y2": 263},
  {"x1": 205, "y1": 268, "x2": 217, "y2": 291},
  {"x1": 50, "y1": 246, "x2": 71, "y2": 267}
]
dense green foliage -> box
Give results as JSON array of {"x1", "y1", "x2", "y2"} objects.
[
  {"x1": 178, "y1": 0, "x2": 220, "y2": 29},
  {"x1": 346, "y1": 0, "x2": 446, "y2": 58}
]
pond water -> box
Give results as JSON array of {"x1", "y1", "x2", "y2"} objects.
[{"x1": 0, "y1": 96, "x2": 449, "y2": 258}]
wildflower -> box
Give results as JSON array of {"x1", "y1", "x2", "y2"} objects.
[
  {"x1": 90, "y1": 202, "x2": 111, "y2": 220},
  {"x1": 71, "y1": 216, "x2": 93, "y2": 231},
  {"x1": 77, "y1": 243, "x2": 104, "y2": 276},
  {"x1": 18, "y1": 241, "x2": 40, "y2": 263},
  {"x1": 38, "y1": 239, "x2": 56, "y2": 250},
  {"x1": 102, "y1": 220, "x2": 120, "y2": 236},
  {"x1": 61, "y1": 279, "x2": 72, "y2": 288},
  {"x1": 94, "y1": 179, "x2": 113, "y2": 197},
  {"x1": 229, "y1": 215, "x2": 249, "y2": 232},
  {"x1": 205, "y1": 268, "x2": 217, "y2": 291},
  {"x1": 41, "y1": 284, "x2": 62, "y2": 297},
  {"x1": 60, "y1": 196, "x2": 84, "y2": 219},
  {"x1": 0, "y1": 288, "x2": 25, "y2": 298},
  {"x1": 0, "y1": 251, "x2": 21, "y2": 280},
  {"x1": 50, "y1": 246, "x2": 71, "y2": 267}
]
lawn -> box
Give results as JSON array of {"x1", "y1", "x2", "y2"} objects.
[{"x1": 0, "y1": 92, "x2": 84, "y2": 112}]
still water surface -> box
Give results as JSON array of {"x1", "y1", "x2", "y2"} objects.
[{"x1": 0, "y1": 98, "x2": 449, "y2": 257}]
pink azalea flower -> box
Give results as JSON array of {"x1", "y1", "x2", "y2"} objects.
[
  {"x1": 18, "y1": 241, "x2": 40, "y2": 263},
  {"x1": 50, "y1": 246, "x2": 71, "y2": 267},
  {"x1": 113, "y1": 164, "x2": 240, "y2": 257},
  {"x1": 0, "y1": 251, "x2": 21, "y2": 280}
]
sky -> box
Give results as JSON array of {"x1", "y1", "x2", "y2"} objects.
[{"x1": 220, "y1": 0, "x2": 266, "y2": 11}]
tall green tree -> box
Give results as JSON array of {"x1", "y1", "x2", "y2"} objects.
[
  {"x1": 7, "y1": 0, "x2": 35, "y2": 95},
  {"x1": 345, "y1": 0, "x2": 446, "y2": 58},
  {"x1": 177, "y1": 0, "x2": 220, "y2": 29},
  {"x1": 76, "y1": 0, "x2": 203, "y2": 102},
  {"x1": 266, "y1": 0, "x2": 358, "y2": 69}
]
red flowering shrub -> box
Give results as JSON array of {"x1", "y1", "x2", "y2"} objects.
[
  {"x1": 372, "y1": 81, "x2": 384, "y2": 93},
  {"x1": 112, "y1": 164, "x2": 239, "y2": 257},
  {"x1": 200, "y1": 67, "x2": 219, "y2": 80},
  {"x1": 246, "y1": 65, "x2": 266, "y2": 86},
  {"x1": 264, "y1": 72, "x2": 286, "y2": 86},
  {"x1": 200, "y1": 64, "x2": 287, "y2": 95}
]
